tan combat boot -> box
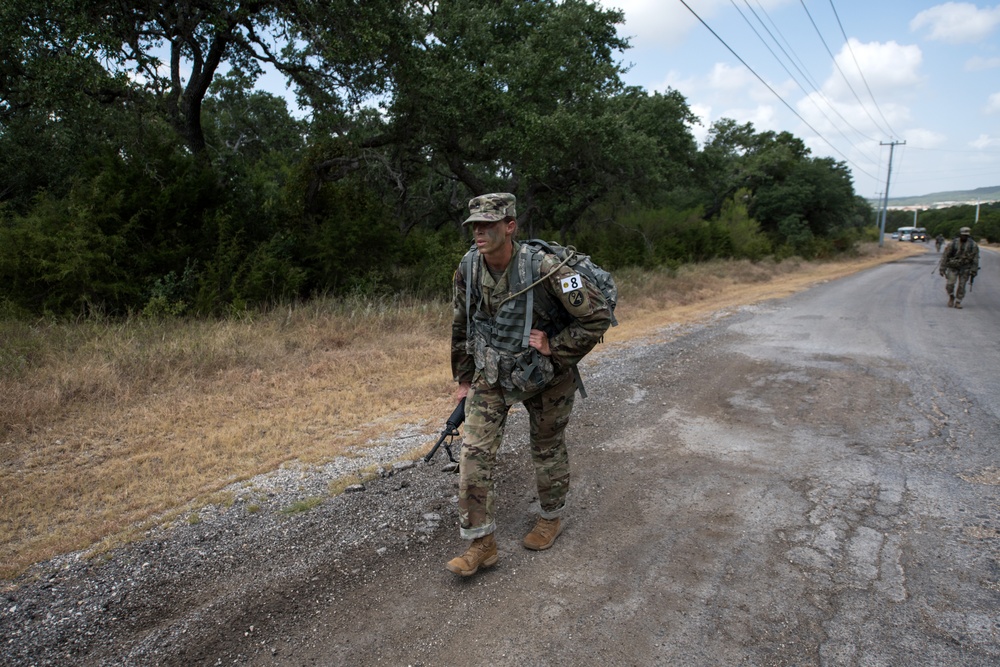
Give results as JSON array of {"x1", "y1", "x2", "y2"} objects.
[
  {"x1": 948, "y1": 295, "x2": 955, "y2": 307},
  {"x1": 446, "y1": 534, "x2": 498, "y2": 576},
  {"x1": 954, "y1": 301, "x2": 963, "y2": 309},
  {"x1": 522, "y1": 517, "x2": 562, "y2": 551}
]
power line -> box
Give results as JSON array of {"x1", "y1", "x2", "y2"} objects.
[
  {"x1": 676, "y1": 0, "x2": 879, "y2": 181},
  {"x1": 729, "y1": 0, "x2": 876, "y2": 159},
  {"x1": 752, "y1": 0, "x2": 822, "y2": 92},
  {"x1": 743, "y1": 0, "x2": 880, "y2": 147},
  {"x1": 797, "y1": 0, "x2": 894, "y2": 139},
  {"x1": 827, "y1": 0, "x2": 899, "y2": 139}
]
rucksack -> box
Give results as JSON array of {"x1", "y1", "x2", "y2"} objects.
[
  {"x1": 459, "y1": 239, "x2": 617, "y2": 398},
  {"x1": 524, "y1": 239, "x2": 618, "y2": 327}
]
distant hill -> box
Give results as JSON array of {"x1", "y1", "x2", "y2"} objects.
[{"x1": 868, "y1": 185, "x2": 1000, "y2": 208}]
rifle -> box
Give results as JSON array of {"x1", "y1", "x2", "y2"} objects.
[{"x1": 424, "y1": 397, "x2": 466, "y2": 464}]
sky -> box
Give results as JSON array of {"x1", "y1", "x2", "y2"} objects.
[{"x1": 606, "y1": 0, "x2": 1000, "y2": 199}]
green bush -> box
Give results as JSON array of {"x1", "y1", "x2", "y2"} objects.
[
  {"x1": 393, "y1": 227, "x2": 468, "y2": 299},
  {"x1": 191, "y1": 213, "x2": 308, "y2": 314},
  {"x1": 777, "y1": 214, "x2": 817, "y2": 257},
  {"x1": 718, "y1": 190, "x2": 771, "y2": 261},
  {"x1": 0, "y1": 192, "x2": 134, "y2": 316},
  {"x1": 142, "y1": 262, "x2": 200, "y2": 318}
]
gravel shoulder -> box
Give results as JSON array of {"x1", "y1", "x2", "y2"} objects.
[{"x1": 5, "y1": 314, "x2": 701, "y2": 665}]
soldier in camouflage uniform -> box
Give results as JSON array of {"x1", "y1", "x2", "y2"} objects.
[
  {"x1": 445, "y1": 193, "x2": 613, "y2": 576},
  {"x1": 938, "y1": 226, "x2": 979, "y2": 309}
]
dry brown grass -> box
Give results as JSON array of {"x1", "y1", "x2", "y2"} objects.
[{"x1": 0, "y1": 241, "x2": 926, "y2": 579}]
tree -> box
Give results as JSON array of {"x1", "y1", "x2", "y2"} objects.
[
  {"x1": 0, "y1": 0, "x2": 146, "y2": 209},
  {"x1": 0, "y1": 0, "x2": 873, "y2": 317},
  {"x1": 1, "y1": 0, "x2": 413, "y2": 156},
  {"x1": 695, "y1": 118, "x2": 761, "y2": 217},
  {"x1": 612, "y1": 87, "x2": 700, "y2": 208},
  {"x1": 369, "y1": 0, "x2": 633, "y2": 236},
  {"x1": 695, "y1": 119, "x2": 859, "y2": 249},
  {"x1": 202, "y1": 72, "x2": 306, "y2": 177}
]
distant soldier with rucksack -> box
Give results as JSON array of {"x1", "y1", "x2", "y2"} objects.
[
  {"x1": 445, "y1": 193, "x2": 614, "y2": 576},
  {"x1": 935, "y1": 234, "x2": 944, "y2": 252},
  {"x1": 938, "y1": 227, "x2": 979, "y2": 309}
]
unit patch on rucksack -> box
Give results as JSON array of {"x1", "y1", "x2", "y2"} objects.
[{"x1": 523, "y1": 239, "x2": 618, "y2": 328}]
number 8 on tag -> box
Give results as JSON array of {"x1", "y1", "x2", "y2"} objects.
[{"x1": 560, "y1": 273, "x2": 582, "y2": 293}]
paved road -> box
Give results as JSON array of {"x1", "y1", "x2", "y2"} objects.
[
  {"x1": 6, "y1": 246, "x2": 998, "y2": 666},
  {"x1": 245, "y1": 245, "x2": 999, "y2": 666}
]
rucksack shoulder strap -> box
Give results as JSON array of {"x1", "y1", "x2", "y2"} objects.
[
  {"x1": 513, "y1": 244, "x2": 535, "y2": 348},
  {"x1": 461, "y1": 247, "x2": 477, "y2": 342}
]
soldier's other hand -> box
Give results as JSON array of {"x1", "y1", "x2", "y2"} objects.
[
  {"x1": 939, "y1": 269, "x2": 945, "y2": 277},
  {"x1": 529, "y1": 329, "x2": 551, "y2": 356},
  {"x1": 456, "y1": 381, "x2": 471, "y2": 402}
]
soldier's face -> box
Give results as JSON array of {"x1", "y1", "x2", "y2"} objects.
[{"x1": 472, "y1": 219, "x2": 511, "y2": 255}]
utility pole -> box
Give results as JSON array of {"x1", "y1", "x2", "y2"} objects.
[{"x1": 878, "y1": 140, "x2": 906, "y2": 247}]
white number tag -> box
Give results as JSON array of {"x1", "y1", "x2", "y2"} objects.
[{"x1": 560, "y1": 273, "x2": 583, "y2": 293}]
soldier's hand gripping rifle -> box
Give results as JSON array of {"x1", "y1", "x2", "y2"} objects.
[{"x1": 424, "y1": 398, "x2": 466, "y2": 464}]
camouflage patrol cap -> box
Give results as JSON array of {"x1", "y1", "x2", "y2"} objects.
[
  {"x1": 464, "y1": 193, "x2": 516, "y2": 226},
  {"x1": 959, "y1": 226, "x2": 971, "y2": 235}
]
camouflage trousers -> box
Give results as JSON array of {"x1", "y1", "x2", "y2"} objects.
[
  {"x1": 944, "y1": 268, "x2": 973, "y2": 302},
  {"x1": 457, "y1": 371, "x2": 577, "y2": 540}
]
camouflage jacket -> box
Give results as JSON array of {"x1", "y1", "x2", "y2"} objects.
[
  {"x1": 451, "y1": 241, "x2": 613, "y2": 404},
  {"x1": 939, "y1": 237, "x2": 979, "y2": 273}
]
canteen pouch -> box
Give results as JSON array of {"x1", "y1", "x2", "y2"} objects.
[{"x1": 509, "y1": 348, "x2": 555, "y2": 394}]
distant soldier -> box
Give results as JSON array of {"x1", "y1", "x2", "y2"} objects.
[
  {"x1": 935, "y1": 234, "x2": 945, "y2": 252},
  {"x1": 938, "y1": 227, "x2": 979, "y2": 309}
]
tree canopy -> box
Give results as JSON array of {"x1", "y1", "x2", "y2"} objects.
[{"x1": 0, "y1": 0, "x2": 880, "y2": 317}]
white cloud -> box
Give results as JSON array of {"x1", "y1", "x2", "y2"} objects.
[
  {"x1": 689, "y1": 103, "x2": 712, "y2": 144},
  {"x1": 904, "y1": 127, "x2": 948, "y2": 149},
  {"x1": 716, "y1": 104, "x2": 780, "y2": 132},
  {"x1": 650, "y1": 69, "x2": 697, "y2": 94},
  {"x1": 703, "y1": 62, "x2": 797, "y2": 106},
  {"x1": 659, "y1": 64, "x2": 783, "y2": 137},
  {"x1": 986, "y1": 92, "x2": 1000, "y2": 114},
  {"x1": 796, "y1": 92, "x2": 908, "y2": 140},
  {"x1": 654, "y1": 62, "x2": 769, "y2": 99},
  {"x1": 970, "y1": 134, "x2": 1000, "y2": 149},
  {"x1": 805, "y1": 40, "x2": 922, "y2": 140},
  {"x1": 651, "y1": 55, "x2": 807, "y2": 140},
  {"x1": 610, "y1": 0, "x2": 793, "y2": 48},
  {"x1": 826, "y1": 39, "x2": 923, "y2": 102},
  {"x1": 910, "y1": 2, "x2": 1000, "y2": 44},
  {"x1": 965, "y1": 55, "x2": 1000, "y2": 71},
  {"x1": 611, "y1": 0, "x2": 703, "y2": 47},
  {"x1": 708, "y1": 62, "x2": 755, "y2": 90}
]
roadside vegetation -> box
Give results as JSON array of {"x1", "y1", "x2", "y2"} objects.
[
  {"x1": 0, "y1": 242, "x2": 925, "y2": 580},
  {"x1": 2, "y1": 1, "x2": 881, "y2": 322}
]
